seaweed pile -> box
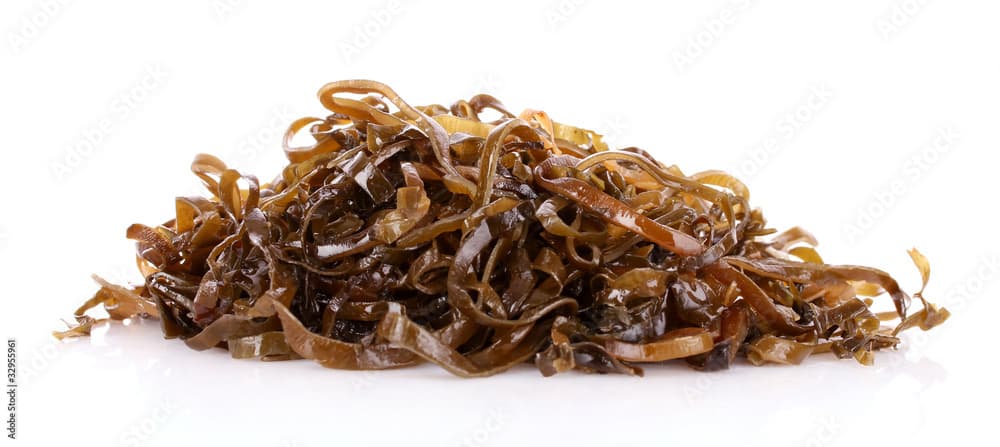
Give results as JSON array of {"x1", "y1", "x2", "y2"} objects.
[{"x1": 56, "y1": 80, "x2": 949, "y2": 376}]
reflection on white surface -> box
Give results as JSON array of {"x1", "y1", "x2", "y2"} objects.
[
  {"x1": 3, "y1": 0, "x2": 999, "y2": 445},
  {"x1": 18, "y1": 318, "x2": 978, "y2": 446}
]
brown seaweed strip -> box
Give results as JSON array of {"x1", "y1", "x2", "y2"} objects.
[{"x1": 57, "y1": 79, "x2": 949, "y2": 376}]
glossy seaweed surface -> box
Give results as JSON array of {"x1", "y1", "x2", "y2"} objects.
[{"x1": 56, "y1": 80, "x2": 949, "y2": 377}]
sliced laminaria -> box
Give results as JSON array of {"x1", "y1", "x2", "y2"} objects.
[{"x1": 55, "y1": 80, "x2": 950, "y2": 377}]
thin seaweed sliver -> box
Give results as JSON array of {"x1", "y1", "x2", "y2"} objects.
[{"x1": 56, "y1": 80, "x2": 950, "y2": 376}]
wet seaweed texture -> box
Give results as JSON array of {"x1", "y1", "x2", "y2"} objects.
[{"x1": 56, "y1": 80, "x2": 949, "y2": 377}]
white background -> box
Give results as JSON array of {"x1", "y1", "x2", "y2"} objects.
[{"x1": 1, "y1": 1, "x2": 998, "y2": 446}]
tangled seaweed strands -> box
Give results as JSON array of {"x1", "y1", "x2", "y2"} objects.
[{"x1": 55, "y1": 80, "x2": 951, "y2": 377}]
